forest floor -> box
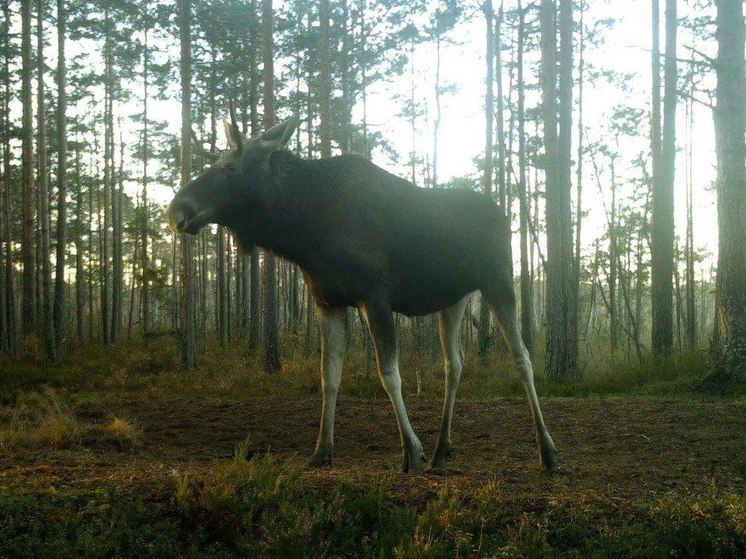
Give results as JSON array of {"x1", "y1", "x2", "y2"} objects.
[{"x1": 1, "y1": 388, "x2": 745, "y2": 557}]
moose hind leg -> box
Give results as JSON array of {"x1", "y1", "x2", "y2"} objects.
[
  {"x1": 482, "y1": 286, "x2": 560, "y2": 471},
  {"x1": 430, "y1": 297, "x2": 468, "y2": 469},
  {"x1": 309, "y1": 304, "x2": 347, "y2": 468},
  {"x1": 361, "y1": 301, "x2": 426, "y2": 474}
]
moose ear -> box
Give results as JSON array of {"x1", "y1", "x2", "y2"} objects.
[
  {"x1": 260, "y1": 115, "x2": 300, "y2": 150},
  {"x1": 223, "y1": 119, "x2": 243, "y2": 152}
]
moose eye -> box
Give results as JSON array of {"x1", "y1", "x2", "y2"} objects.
[{"x1": 223, "y1": 161, "x2": 236, "y2": 173}]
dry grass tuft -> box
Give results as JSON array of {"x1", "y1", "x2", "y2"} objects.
[
  {"x1": 0, "y1": 388, "x2": 143, "y2": 451},
  {"x1": 0, "y1": 387, "x2": 82, "y2": 449},
  {"x1": 99, "y1": 416, "x2": 143, "y2": 448}
]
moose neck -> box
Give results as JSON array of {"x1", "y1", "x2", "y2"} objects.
[{"x1": 232, "y1": 153, "x2": 319, "y2": 269}]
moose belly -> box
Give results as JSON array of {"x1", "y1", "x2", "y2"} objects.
[
  {"x1": 300, "y1": 243, "x2": 480, "y2": 315},
  {"x1": 389, "y1": 259, "x2": 479, "y2": 316}
]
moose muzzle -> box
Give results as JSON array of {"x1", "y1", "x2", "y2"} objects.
[{"x1": 168, "y1": 197, "x2": 212, "y2": 235}]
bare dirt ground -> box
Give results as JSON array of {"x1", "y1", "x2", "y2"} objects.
[{"x1": 1, "y1": 396, "x2": 744, "y2": 505}]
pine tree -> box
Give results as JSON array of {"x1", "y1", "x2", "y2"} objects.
[
  {"x1": 21, "y1": 0, "x2": 37, "y2": 336},
  {"x1": 650, "y1": 0, "x2": 677, "y2": 355},
  {"x1": 179, "y1": 0, "x2": 196, "y2": 370},
  {"x1": 53, "y1": 0, "x2": 68, "y2": 355},
  {"x1": 713, "y1": 0, "x2": 746, "y2": 378},
  {"x1": 262, "y1": 0, "x2": 280, "y2": 372}
]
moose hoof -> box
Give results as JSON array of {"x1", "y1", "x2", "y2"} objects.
[
  {"x1": 309, "y1": 447, "x2": 333, "y2": 468},
  {"x1": 402, "y1": 453, "x2": 427, "y2": 475},
  {"x1": 428, "y1": 442, "x2": 452, "y2": 470},
  {"x1": 540, "y1": 440, "x2": 560, "y2": 472}
]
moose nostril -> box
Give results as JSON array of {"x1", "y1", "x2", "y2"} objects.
[{"x1": 169, "y1": 205, "x2": 188, "y2": 232}]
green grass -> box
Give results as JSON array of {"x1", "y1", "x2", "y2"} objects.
[
  {"x1": 1, "y1": 451, "x2": 744, "y2": 558},
  {"x1": 0, "y1": 335, "x2": 735, "y2": 408}
]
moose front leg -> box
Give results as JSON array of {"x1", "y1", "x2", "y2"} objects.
[
  {"x1": 361, "y1": 300, "x2": 426, "y2": 474},
  {"x1": 309, "y1": 304, "x2": 347, "y2": 468}
]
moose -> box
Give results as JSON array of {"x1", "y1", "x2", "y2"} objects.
[{"x1": 169, "y1": 110, "x2": 559, "y2": 474}]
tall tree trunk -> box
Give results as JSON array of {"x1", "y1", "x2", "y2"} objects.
[
  {"x1": 543, "y1": 0, "x2": 577, "y2": 378},
  {"x1": 651, "y1": 0, "x2": 677, "y2": 355},
  {"x1": 574, "y1": 0, "x2": 585, "y2": 334},
  {"x1": 609, "y1": 156, "x2": 618, "y2": 352},
  {"x1": 479, "y1": 0, "x2": 494, "y2": 365},
  {"x1": 111, "y1": 121, "x2": 123, "y2": 341},
  {"x1": 340, "y1": 1, "x2": 352, "y2": 153},
  {"x1": 141, "y1": 21, "x2": 150, "y2": 342},
  {"x1": 358, "y1": 1, "x2": 370, "y2": 159},
  {"x1": 21, "y1": 0, "x2": 36, "y2": 336},
  {"x1": 0, "y1": 0, "x2": 7, "y2": 351},
  {"x1": 432, "y1": 8, "x2": 441, "y2": 188},
  {"x1": 101, "y1": 6, "x2": 112, "y2": 345},
  {"x1": 684, "y1": 79, "x2": 696, "y2": 348},
  {"x1": 126, "y1": 217, "x2": 139, "y2": 338},
  {"x1": 262, "y1": 0, "x2": 280, "y2": 372},
  {"x1": 74, "y1": 145, "x2": 84, "y2": 341},
  {"x1": 1, "y1": 0, "x2": 14, "y2": 351},
  {"x1": 495, "y1": 2, "x2": 506, "y2": 210},
  {"x1": 179, "y1": 0, "x2": 196, "y2": 370},
  {"x1": 1, "y1": 0, "x2": 13, "y2": 352},
  {"x1": 0, "y1": 73, "x2": 5, "y2": 351},
  {"x1": 517, "y1": 0, "x2": 533, "y2": 355},
  {"x1": 217, "y1": 227, "x2": 227, "y2": 345},
  {"x1": 52, "y1": 0, "x2": 66, "y2": 354},
  {"x1": 248, "y1": 0, "x2": 261, "y2": 352},
  {"x1": 319, "y1": 0, "x2": 331, "y2": 158},
  {"x1": 87, "y1": 150, "x2": 94, "y2": 339},
  {"x1": 37, "y1": 0, "x2": 56, "y2": 358},
  {"x1": 713, "y1": 0, "x2": 746, "y2": 378}
]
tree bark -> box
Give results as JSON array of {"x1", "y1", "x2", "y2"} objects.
[
  {"x1": 0, "y1": 0, "x2": 7, "y2": 351},
  {"x1": 1, "y1": 0, "x2": 14, "y2": 351},
  {"x1": 713, "y1": 0, "x2": 746, "y2": 378},
  {"x1": 574, "y1": 0, "x2": 585, "y2": 338},
  {"x1": 247, "y1": 0, "x2": 261, "y2": 352},
  {"x1": 74, "y1": 145, "x2": 84, "y2": 341},
  {"x1": 517, "y1": 0, "x2": 533, "y2": 355},
  {"x1": 21, "y1": 0, "x2": 36, "y2": 336},
  {"x1": 495, "y1": 3, "x2": 506, "y2": 210},
  {"x1": 37, "y1": 0, "x2": 56, "y2": 358},
  {"x1": 141, "y1": 18, "x2": 150, "y2": 342},
  {"x1": 543, "y1": 0, "x2": 577, "y2": 378},
  {"x1": 111, "y1": 121, "x2": 124, "y2": 341},
  {"x1": 479, "y1": 0, "x2": 494, "y2": 365},
  {"x1": 101, "y1": 5, "x2": 112, "y2": 345},
  {"x1": 651, "y1": 0, "x2": 677, "y2": 355},
  {"x1": 53, "y1": 0, "x2": 67, "y2": 354},
  {"x1": 262, "y1": 0, "x2": 280, "y2": 372},
  {"x1": 179, "y1": 0, "x2": 196, "y2": 370},
  {"x1": 319, "y1": 0, "x2": 332, "y2": 158}
]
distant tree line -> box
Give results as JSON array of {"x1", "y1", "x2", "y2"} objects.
[{"x1": 0, "y1": 0, "x2": 743, "y2": 383}]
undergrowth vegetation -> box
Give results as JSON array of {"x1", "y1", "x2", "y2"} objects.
[
  {"x1": 0, "y1": 335, "x2": 733, "y2": 408},
  {"x1": 1, "y1": 450, "x2": 744, "y2": 558}
]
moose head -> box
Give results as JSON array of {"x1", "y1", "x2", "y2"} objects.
[{"x1": 169, "y1": 108, "x2": 300, "y2": 239}]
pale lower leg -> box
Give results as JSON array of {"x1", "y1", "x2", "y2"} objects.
[
  {"x1": 431, "y1": 297, "x2": 468, "y2": 468},
  {"x1": 362, "y1": 302, "x2": 425, "y2": 473},
  {"x1": 487, "y1": 293, "x2": 559, "y2": 470},
  {"x1": 310, "y1": 305, "x2": 346, "y2": 467}
]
